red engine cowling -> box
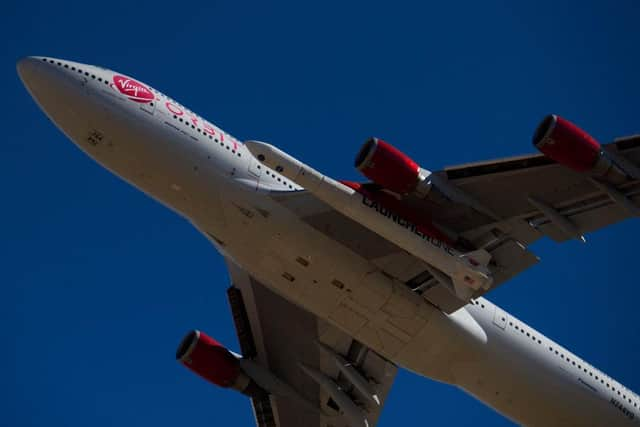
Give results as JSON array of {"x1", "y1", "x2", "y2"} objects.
[
  {"x1": 355, "y1": 137, "x2": 421, "y2": 194},
  {"x1": 176, "y1": 330, "x2": 265, "y2": 397},
  {"x1": 176, "y1": 330, "x2": 241, "y2": 387},
  {"x1": 532, "y1": 114, "x2": 602, "y2": 172}
]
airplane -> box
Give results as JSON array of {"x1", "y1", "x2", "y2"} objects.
[{"x1": 17, "y1": 56, "x2": 640, "y2": 426}]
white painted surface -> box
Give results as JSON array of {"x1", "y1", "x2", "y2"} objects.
[{"x1": 18, "y1": 56, "x2": 640, "y2": 426}]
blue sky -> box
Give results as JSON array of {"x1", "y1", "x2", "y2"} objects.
[{"x1": 2, "y1": 1, "x2": 640, "y2": 426}]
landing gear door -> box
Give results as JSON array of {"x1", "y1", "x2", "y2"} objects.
[{"x1": 492, "y1": 306, "x2": 507, "y2": 330}]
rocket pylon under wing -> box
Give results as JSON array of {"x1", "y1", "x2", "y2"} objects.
[{"x1": 245, "y1": 141, "x2": 493, "y2": 300}]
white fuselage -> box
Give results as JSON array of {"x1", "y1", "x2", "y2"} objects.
[{"x1": 18, "y1": 57, "x2": 639, "y2": 426}]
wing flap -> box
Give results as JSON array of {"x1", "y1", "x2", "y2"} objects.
[{"x1": 527, "y1": 182, "x2": 640, "y2": 241}]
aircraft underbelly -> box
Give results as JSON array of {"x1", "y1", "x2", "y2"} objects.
[
  {"x1": 207, "y1": 186, "x2": 638, "y2": 426},
  {"x1": 206, "y1": 186, "x2": 491, "y2": 384}
]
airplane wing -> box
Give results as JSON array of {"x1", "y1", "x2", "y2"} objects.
[
  {"x1": 267, "y1": 135, "x2": 640, "y2": 313},
  {"x1": 424, "y1": 135, "x2": 640, "y2": 246},
  {"x1": 224, "y1": 258, "x2": 398, "y2": 427}
]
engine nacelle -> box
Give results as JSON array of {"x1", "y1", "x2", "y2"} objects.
[
  {"x1": 355, "y1": 137, "x2": 421, "y2": 194},
  {"x1": 532, "y1": 114, "x2": 636, "y2": 184},
  {"x1": 353, "y1": 137, "x2": 496, "y2": 217},
  {"x1": 176, "y1": 330, "x2": 265, "y2": 397},
  {"x1": 532, "y1": 114, "x2": 602, "y2": 172}
]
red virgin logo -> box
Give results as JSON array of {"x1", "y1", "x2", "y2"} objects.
[{"x1": 112, "y1": 75, "x2": 154, "y2": 103}]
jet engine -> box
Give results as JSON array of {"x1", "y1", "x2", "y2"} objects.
[
  {"x1": 176, "y1": 330, "x2": 265, "y2": 397},
  {"x1": 353, "y1": 137, "x2": 498, "y2": 218},
  {"x1": 532, "y1": 114, "x2": 602, "y2": 172},
  {"x1": 355, "y1": 137, "x2": 421, "y2": 194},
  {"x1": 532, "y1": 114, "x2": 635, "y2": 183}
]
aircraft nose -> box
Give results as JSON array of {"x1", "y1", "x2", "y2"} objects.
[
  {"x1": 17, "y1": 57, "x2": 46, "y2": 94},
  {"x1": 17, "y1": 56, "x2": 79, "y2": 108},
  {"x1": 17, "y1": 56, "x2": 98, "y2": 145}
]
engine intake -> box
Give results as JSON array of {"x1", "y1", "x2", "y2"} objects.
[
  {"x1": 532, "y1": 114, "x2": 602, "y2": 172},
  {"x1": 355, "y1": 137, "x2": 421, "y2": 194},
  {"x1": 176, "y1": 330, "x2": 265, "y2": 397},
  {"x1": 533, "y1": 114, "x2": 636, "y2": 183}
]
